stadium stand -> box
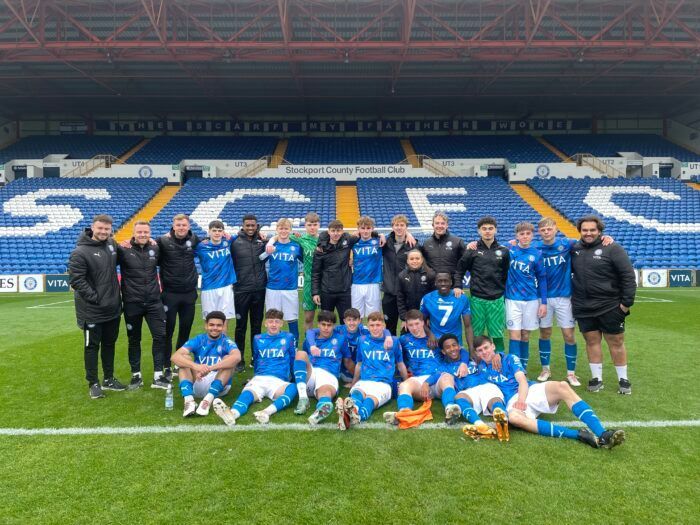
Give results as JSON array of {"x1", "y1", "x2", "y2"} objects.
[
  {"x1": 543, "y1": 134, "x2": 700, "y2": 161},
  {"x1": 127, "y1": 136, "x2": 278, "y2": 164},
  {"x1": 284, "y1": 137, "x2": 406, "y2": 164},
  {"x1": 0, "y1": 177, "x2": 167, "y2": 274},
  {"x1": 410, "y1": 135, "x2": 560, "y2": 163},
  {"x1": 0, "y1": 135, "x2": 144, "y2": 163},
  {"x1": 357, "y1": 176, "x2": 541, "y2": 241},
  {"x1": 528, "y1": 177, "x2": 700, "y2": 268},
  {"x1": 149, "y1": 177, "x2": 336, "y2": 237}
]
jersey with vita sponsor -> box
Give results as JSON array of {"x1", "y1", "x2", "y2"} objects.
[
  {"x1": 195, "y1": 239, "x2": 237, "y2": 291},
  {"x1": 252, "y1": 331, "x2": 296, "y2": 381},
  {"x1": 183, "y1": 333, "x2": 238, "y2": 367},
  {"x1": 297, "y1": 234, "x2": 319, "y2": 280},
  {"x1": 399, "y1": 332, "x2": 441, "y2": 377},
  {"x1": 438, "y1": 354, "x2": 487, "y2": 391},
  {"x1": 357, "y1": 335, "x2": 403, "y2": 384},
  {"x1": 267, "y1": 240, "x2": 303, "y2": 291},
  {"x1": 505, "y1": 245, "x2": 547, "y2": 302},
  {"x1": 479, "y1": 352, "x2": 530, "y2": 403},
  {"x1": 419, "y1": 290, "x2": 471, "y2": 345},
  {"x1": 352, "y1": 237, "x2": 383, "y2": 284},
  {"x1": 533, "y1": 238, "x2": 575, "y2": 298},
  {"x1": 303, "y1": 333, "x2": 351, "y2": 377}
]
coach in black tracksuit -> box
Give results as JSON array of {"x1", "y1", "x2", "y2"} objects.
[
  {"x1": 117, "y1": 229, "x2": 167, "y2": 388},
  {"x1": 231, "y1": 215, "x2": 267, "y2": 369},
  {"x1": 158, "y1": 216, "x2": 200, "y2": 372},
  {"x1": 420, "y1": 214, "x2": 466, "y2": 290},
  {"x1": 571, "y1": 215, "x2": 637, "y2": 395},
  {"x1": 69, "y1": 215, "x2": 124, "y2": 398},
  {"x1": 381, "y1": 231, "x2": 413, "y2": 334}
]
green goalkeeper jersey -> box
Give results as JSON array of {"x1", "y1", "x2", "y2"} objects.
[{"x1": 297, "y1": 234, "x2": 319, "y2": 279}]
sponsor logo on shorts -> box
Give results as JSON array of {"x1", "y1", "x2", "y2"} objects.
[{"x1": 507, "y1": 320, "x2": 514, "y2": 327}]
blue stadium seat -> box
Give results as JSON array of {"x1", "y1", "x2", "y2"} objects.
[
  {"x1": 0, "y1": 135, "x2": 144, "y2": 163},
  {"x1": 410, "y1": 135, "x2": 559, "y2": 163},
  {"x1": 285, "y1": 138, "x2": 405, "y2": 164},
  {"x1": 0, "y1": 177, "x2": 166, "y2": 274},
  {"x1": 543, "y1": 134, "x2": 700, "y2": 161},
  {"x1": 528, "y1": 177, "x2": 700, "y2": 268},
  {"x1": 127, "y1": 136, "x2": 277, "y2": 164}
]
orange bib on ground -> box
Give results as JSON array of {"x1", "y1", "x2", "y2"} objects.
[{"x1": 396, "y1": 400, "x2": 434, "y2": 429}]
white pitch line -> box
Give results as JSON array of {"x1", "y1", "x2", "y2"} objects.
[
  {"x1": 26, "y1": 299, "x2": 74, "y2": 309},
  {"x1": 0, "y1": 419, "x2": 698, "y2": 437}
]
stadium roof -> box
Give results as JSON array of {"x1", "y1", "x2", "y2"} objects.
[{"x1": 0, "y1": 0, "x2": 699, "y2": 116}]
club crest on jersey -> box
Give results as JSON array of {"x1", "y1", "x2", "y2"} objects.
[
  {"x1": 331, "y1": 338, "x2": 337, "y2": 345},
  {"x1": 371, "y1": 239, "x2": 377, "y2": 246},
  {"x1": 595, "y1": 249, "x2": 603, "y2": 255},
  {"x1": 421, "y1": 275, "x2": 426, "y2": 282},
  {"x1": 558, "y1": 245, "x2": 564, "y2": 252},
  {"x1": 446, "y1": 241, "x2": 453, "y2": 249},
  {"x1": 280, "y1": 339, "x2": 286, "y2": 345},
  {"x1": 148, "y1": 249, "x2": 155, "y2": 257},
  {"x1": 495, "y1": 250, "x2": 503, "y2": 256},
  {"x1": 108, "y1": 245, "x2": 114, "y2": 252},
  {"x1": 528, "y1": 255, "x2": 535, "y2": 262},
  {"x1": 223, "y1": 241, "x2": 228, "y2": 248},
  {"x1": 186, "y1": 240, "x2": 192, "y2": 247},
  {"x1": 342, "y1": 240, "x2": 348, "y2": 246}
]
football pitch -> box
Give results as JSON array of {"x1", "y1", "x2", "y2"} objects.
[{"x1": 1, "y1": 290, "x2": 698, "y2": 524}]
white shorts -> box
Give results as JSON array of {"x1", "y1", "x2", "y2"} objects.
[
  {"x1": 265, "y1": 288, "x2": 299, "y2": 321},
  {"x1": 506, "y1": 382, "x2": 559, "y2": 419},
  {"x1": 459, "y1": 383, "x2": 503, "y2": 416},
  {"x1": 351, "y1": 380, "x2": 392, "y2": 407},
  {"x1": 201, "y1": 286, "x2": 236, "y2": 320},
  {"x1": 306, "y1": 366, "x2": 339, "y2": 398},
  {"x1": 539, "y1": 296, "x2": 575, "y2": 329},
  {"x1": 244, "y1": 375, "x2": 290, "y2": 402},
  {"x1": 505, "y1": 299, "x2": 540, "y2": 331},
  {"x1": 193, "y1": 371, "x2": 232, "y2": 399},
  {"x1": 409, "y1": 374, "x2": 440, "y2": 399},
  {"x1": 351, "y1": 283, "x2": 381, "y2": 318}
]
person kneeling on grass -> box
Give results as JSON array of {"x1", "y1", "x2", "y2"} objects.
[
  {"x1": 171, "y1": 311, "x2": 241, "y2": 418},
  {"x1": 475, "y1": 335, "x2": 625, "y2": 449},
  {"x1": 213, "y1": 309, "x2": 298, "y2": 426},
  {"x1": 293, "y1": 309, "x2": 353, "y2": 424},
  {"x1": 337, "y1": 311, "x2": 408, "y2": 430}
]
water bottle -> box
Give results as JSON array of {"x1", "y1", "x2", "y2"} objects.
[{"x1": 165, "y1": 384, "x2": 174, "y2": 410}]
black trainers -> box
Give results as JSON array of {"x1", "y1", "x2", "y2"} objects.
[
  {"x1": 587, "y1": 378, "x2": 604, "y2": 393},
  {"x1": 128, "y1": 374, "x2": 143, "y2": 390},
  {"x1": 235, "y1": 362, "x2": 246, "y2": 373},
  {"x1": 151, "y1": 375, "x2": 171, "y2": 390},
  {"x1": 89, "y1": 383, "x2": 105, "y2": 399},
  {"x1": 163, "y1": 367, "x2": 173, "y2": 380},
  {"x1": 599, "y1": 429, "x2": 626, "y2": 449},
  {"x1": 102, "y1": 377, "x2": 127, "y2": 391},
  {"x1": 577, "y1": 428, "x2": 599, "y2": 448},
  {"x1": 618, "y1": 378, "x2": 632, "y2": 395}
]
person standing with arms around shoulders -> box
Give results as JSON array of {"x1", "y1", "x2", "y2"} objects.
[
  {"x1": 571, "y1": 215, "x2": 636, "y2": 395},
  {"x1": 421, "y1": 211, "x2": 466, "y2": 293},
  {"x1": 69, "y1": 214, "x2": 126, "y2": 399},
  {"x1": 381, "y1": 214, "x2": 417, "y2": 335}
]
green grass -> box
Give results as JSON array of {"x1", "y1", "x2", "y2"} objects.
[{"x1": 1, "y1": 289, "x2": 698, "y2": 523}]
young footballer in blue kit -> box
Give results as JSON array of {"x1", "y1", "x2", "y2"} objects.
[
  {"x1": 420, "y1": 272, "x2": 474, "y2": 351},
  {"x1": 351, "y1": 216, "x2": 383, "y2": 318},
  {"x1": 262, "y1": 218, "x2": 303, "y2": 344},
  {"x1": 212, "y1": 309, "x2": 297, "y2": 426},
  {"x1": 293, "y1": 310, "x2": 354, "y2": 424},
  {"x1": 195, "y1": 220, "x2": 238, "y2": 331},
  {"x1": 338, "y1": 312, "x2": 408, "y2": 430},
  {"x1": 171, "y1": 311, "x2": 241, "y2": 418},
  {"x1": 475, "y1": 335, "x2": 625, "y2": 449},
  {"x1": 505, "y1": 222, "x2": 548, "y2": 371}
]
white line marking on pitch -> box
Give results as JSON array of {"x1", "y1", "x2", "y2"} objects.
[
  {"x1": 26, "y1": 299, "x2": 74, "y2": 309},
  {"x1": 635, "y1": 295, "x2": 673, "y2": 303},
  {"x1": 0, "y1": 419, "x2": 698, "y2": 436}
]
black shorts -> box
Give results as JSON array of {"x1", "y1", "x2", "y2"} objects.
[{"x1": 577, "y1": 306, "x2": 629, "y2": 335}]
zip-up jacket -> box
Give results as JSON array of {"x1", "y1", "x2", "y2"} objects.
[
  {"x1": 232, "y1": 230, "x2": 267, "y2": 293},
  {"x1": 381, "y1": 232, "x2": 415, "y2": 296},
  {"x1": 68, "y1": 229, "x2": 121, "y2": 327},
  {"x1": 157, "y1": 229, "x2": 200, "y2": 294},
  {"x1": 117, "y1": 239, "x2": 161, "y2": 304},
  {"x1": 397, "y1": 267, "x2": 436, "y2": 320},
  {"x1": 420, "y1": 230, "x2": 466, "y2": 287},
  {"x1": 570, "y1": 236, "x2": 637, "y2": 317},
  {"x1": 311, "y1": 232, "x2": 363, "y2": 296},
  {"x1": 454, "y1": 238, "x2": 510, "y2": 300}
]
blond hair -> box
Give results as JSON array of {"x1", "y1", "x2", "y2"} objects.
[
  {"x1": 277, "y1": 218, "x2": 292, "y2": 229},
  {"x1": 515, "y1": 221, "x2": 535, "y2": 234},
  {"x1": 538, "y1": 217, "x2": 557, "y2": 229},
  {"x1": 357, "y1": 215, "x2": 375, "y2": 228},
  {"x1": 391, "y1": 214, "x2": 409, "y2": 226}
]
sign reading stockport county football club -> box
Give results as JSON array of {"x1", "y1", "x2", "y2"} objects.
[
  {"x1": 641, "y1": 269, "x2": 668, "y2": 288},
  {"x1": 19, "y1": 274, "x2": 45, "y2": 293},
  {"x1": 0, "y1": 274, "x2": 18, "y2": 292}
]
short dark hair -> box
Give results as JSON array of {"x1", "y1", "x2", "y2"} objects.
[
  {"x1": 438, "y1": 333, "x2": 459, "y2": 349},
  {"x1": 209, "y1": 220, "x2": 225, "y2": 230},
  {"x1": 242, "y1": 214, "x2": 258, "y2": 223},
  {"x1": 343, "y1": 308, "x2": 361, "y2": 320},
  {"x1": 317, "y1": 310, "x2": 336, "y2": 324},
  {"x1": 577, "y1": 215, "x2": 605, "y2": 233},
  {"x1": 92, "y1": 214, "x2": 113, "y2": 225},
  {"x1": 265, "y1": 308, "x2": 284, "y2": 320},
  {"x1": 477, "y1": 216, "x2": 497, "y2": 229},
  {"x1": 205, "y1": 311, "x2": 226, "y2": 323},
  {"x1": 328, "y1": 219, "x2": 344, "y2": 230},
  {"x1": 473, "y1": 335, "x2": 493, "y2": 349},
  {"x1": 404, "y1": 309, "x2": 424, "y2": 322}
]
